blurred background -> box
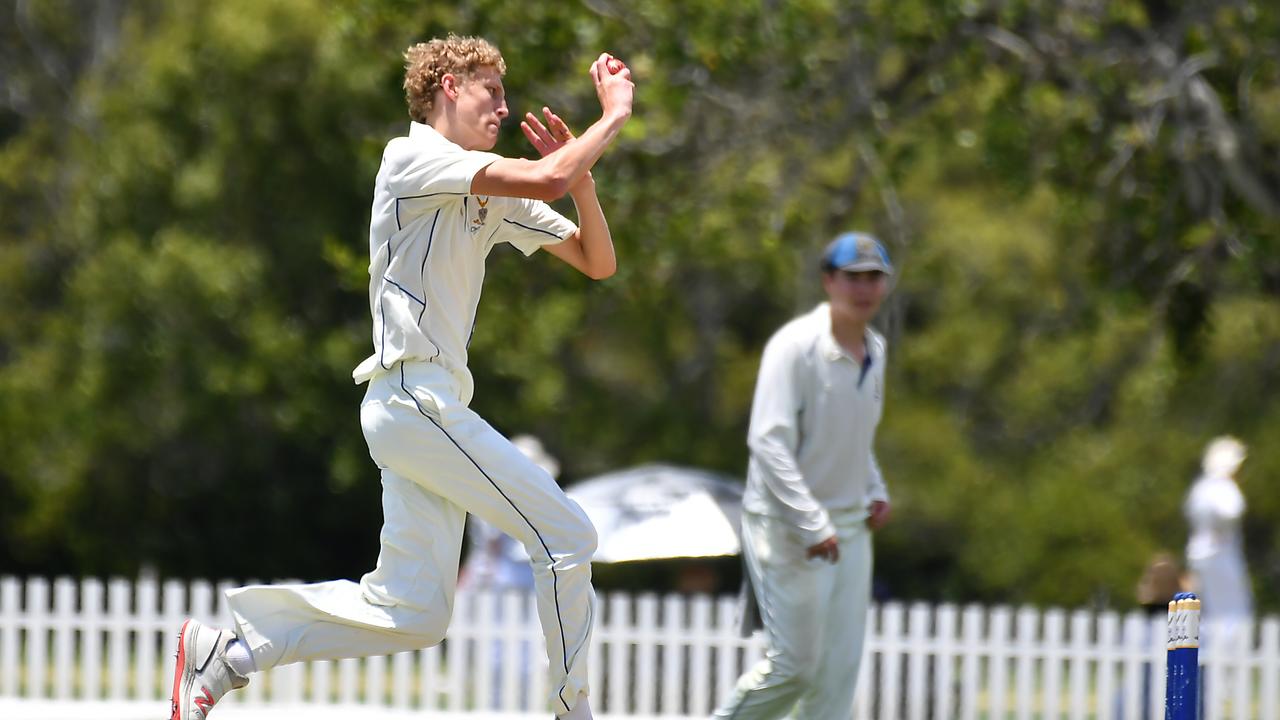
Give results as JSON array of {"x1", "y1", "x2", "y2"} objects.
[{"x1": 1, "y1": 0, "x2": 1276, "y2": 612}]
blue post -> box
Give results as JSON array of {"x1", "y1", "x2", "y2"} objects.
[{"x1": 1165, "y1": 591, "x2": 1200, "y2": 720}]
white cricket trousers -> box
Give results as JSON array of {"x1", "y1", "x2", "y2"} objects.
[
  {"x1": 225, "y1": 361, "x2": 598, "y2": 715},
  {"x1": 714, "y1": 509, "x2": 873, "y2": 720}
]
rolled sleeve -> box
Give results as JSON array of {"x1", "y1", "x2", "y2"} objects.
[
  {"x1": 496, "y1": 197, "x2": 577, "y2": 256},
  {"x1": 387, "y1": 140, "x2": 501, "y2": 197}
]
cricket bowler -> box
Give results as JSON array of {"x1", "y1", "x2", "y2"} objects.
[{"x1": 170, "y1": 34, "x2": 633, "y2": 720}]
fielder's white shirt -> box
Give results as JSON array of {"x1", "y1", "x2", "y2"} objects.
[
  {"x1": 352, "y1": 122, "x2": 575, "y2": 398},
  {"x1": 1185, "y1": 473, "x2": 1253, "y2": 621},
  {"x1": 742, "y1": 303, "x2": 889, "y2": 546},
  {"x1": 1185, "y1": 473, "x2": 1246, "y2": 562}
]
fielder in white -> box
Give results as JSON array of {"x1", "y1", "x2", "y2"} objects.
[
  {"x1": 170, "y1": 35, "x2": 634, "y2": 720},
  {"x1": 714, "y1": 232, "x2": 894, "y2": 720},
  {"x1": 1185, "y1": 436, "x2": 1253, "y2": 634}
]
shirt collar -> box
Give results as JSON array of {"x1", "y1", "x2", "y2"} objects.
[
  {"x1": 816, "y1": 303, "x2": 874, "y2": 367},
  {"x1": 409, "y1": 121, "x2": 453, "y2": 147},
  {"x1": 819, "y1": 328, "x2": 845, "y2": 363}
]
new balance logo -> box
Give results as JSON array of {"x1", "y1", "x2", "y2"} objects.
[{"x1": 194, "y1": 686, "x2": 216, "y2": 716}]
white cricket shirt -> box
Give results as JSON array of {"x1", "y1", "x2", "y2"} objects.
[
  {"x1": 352, "y1": 122, "x2": 575, "y2": 400},
  {"x1": 1185, "y1": 474, "x2": 1246, "y2": 562},
  {"x1": 742, "y1": 302, "x2": 890, "y2": 546}
]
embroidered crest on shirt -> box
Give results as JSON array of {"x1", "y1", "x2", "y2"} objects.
[{"x1": 469, "y1": 196, "x2": 490, "y2": 234}]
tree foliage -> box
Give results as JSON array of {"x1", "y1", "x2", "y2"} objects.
[{"x1": 2, "y1": 0, "x2": 1276, "y2": 609}]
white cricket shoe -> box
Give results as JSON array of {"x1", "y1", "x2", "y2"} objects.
[{"x1": 169, "y1": 619, "x2": 249, "y2": 720}]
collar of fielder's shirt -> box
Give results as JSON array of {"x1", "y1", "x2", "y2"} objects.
[
  {"x1": 409, "y1": 121, "x2": 450, "y2": 145},
  {"x1": 818, "y1": 323, "x2": 872, "y2": 368}
]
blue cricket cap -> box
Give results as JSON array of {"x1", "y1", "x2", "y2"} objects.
[{"x1": 821, "y1": 232, "x2": 893, "y2": 275}]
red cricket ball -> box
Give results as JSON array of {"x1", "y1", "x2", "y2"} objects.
[{"x1": 606, "y1": 58, "x2": 624, "y2": 74}]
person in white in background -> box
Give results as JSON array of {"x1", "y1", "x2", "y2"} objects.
[
  {"x1": 714, "y1": 232, "x2": 894, "y2": 720},
  {"x1": 169, "y1": 34, "x2": 633, "y2": 720},
  {"x1": 1185, "y1": 436, "x2": 1253, "y2": 635},
  {"x1": 459, "y1": 435, "x2": 557, "y2": 708}
]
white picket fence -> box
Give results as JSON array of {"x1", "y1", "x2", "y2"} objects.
[{"x1": 0, "y1": 576, "x2": 1278, "y2": 720}]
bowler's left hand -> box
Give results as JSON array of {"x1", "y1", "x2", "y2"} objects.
[
  {"x1": 521, "y1": 106, "x2": 574, "y2": 156},
  {"x1": 866, "y1": 500, "x2": 891, "y2": 531}
]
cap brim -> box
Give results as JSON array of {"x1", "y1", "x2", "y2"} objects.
[{"x1": 837, "y1": 261, "x2": 893, "y2": 275}]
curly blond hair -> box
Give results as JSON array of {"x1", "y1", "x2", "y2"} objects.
[{"x1": 403, "y1": 35, "x2": 507, "y2": 123}]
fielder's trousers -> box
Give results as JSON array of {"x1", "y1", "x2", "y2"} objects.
[
  {"x1": 226, "y1": 361, "x2": 597, "y2": 715},
  {"x1": 713, "y1": 508, "x2": 873, "y2": 720}
]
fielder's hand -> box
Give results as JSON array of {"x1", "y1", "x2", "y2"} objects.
[
  {"x1": 866, "y1": 500, "x2": 891, "y2": 531},
  {"x1": 806, "y1": 536, "x2": 839, "y2": 563}
]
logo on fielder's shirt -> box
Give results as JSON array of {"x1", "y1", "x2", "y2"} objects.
[{"x1": 469, "y1": 196, "x2": 490, "y2": 233}]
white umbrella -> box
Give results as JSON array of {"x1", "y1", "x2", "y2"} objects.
[{"x1": 566, "y1": 464, "x2": 744, "y2": 563}]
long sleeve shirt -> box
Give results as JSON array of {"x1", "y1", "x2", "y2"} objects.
[{"x1": 742, "y1": 303, "x2": 889, "y2": 546}]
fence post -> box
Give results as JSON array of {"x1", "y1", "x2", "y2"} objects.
[
  {"x1": 854, "y1": 602, "x2": 877, "y2": 720},
  {"x1": 906, "y1": 602, "x2": 930, "y2": 720},
  {"x1": 134, "y1": 577, "x2": 159, "y2": 700},
  {"x1": 0, "y1": 577, "x2": 18, "y2": 698},
  {"x1": 499, "y1": 590, "x2": 534, "y2": 712},
  {"x1": 687, "y1": 594, "x2": 713, "y2": 716},
  {"x1": 713, "y1": 594, "x2": 740, "y2": 715},
  {"x1": 660, "y1": 593, "x2": 686, "y2": 714},
  {"x1": 987, "y1": 606, "x2": 1013, "y2": 720},
  {"x1": 932, "y1": 603, "x2": 958, "y2": 720},
  {"x1": 391, "y1": 650, "x2": 412, "y2": 709},
  {"x1": 1261, "y1": 617, "x2": 1278, "y2": 720},
  {"x1": 1230, "y1": 618, "x2": 1255, "y2": 720},
  {"x1": 605, "y1": 591, "x2": 631, "y2": 714},
  {"x1": 364, "y1": 652, "x2": 386, "y2": 707},
  {"x1": 473, "y1": 590, "x2": 495, "y2": 710},
  {"x1": 1014, "y1": 606, "x2": 1038, "y2": 720},
  {"x1": 525, "y1": 591, "x2": 548, "y2": 712},
  {"x1": 418, "y1": 643, "x2": 441, "y2": 712},
  {"x1": 52, "y1": 577, "x2": 77, "y2": 699},
  {"x1": 1067, "y1": 609, "x2": 1091, "y2": 720},
  {"x1": 1043, "y1": 609, "x2": 1066, "y2": 720},
  {"x1": 635, "y1": 593, "x2": 659, "y2": 716},
  {"x1": 959, "y1": 604, "x2": 983, "y2": 720},
  {"x1": 444, "y1": 596, "x2": 468, "y2": 713},
  {"x1": 1118, "y1": 611, "x2": 1143, "y2": 720},
  {"x1": 81, "y1": 578, "x2": 104, "y2": 702},
  {"x1": 1096, "y1": 610, "x2": 1119, "y2": 720},
  {"x1": 106, "y1": 578, "x2": 130, "y2": 701},
  {"x1": 25, "y1": 577, "x2": 49, "y2": 699},
  {"x1": 877, "y1": 601, "x2": 903, "y2": 720},
  {"x1": 159, "y1": 579, "x2": 186, "y2": 706},
  {"x1": 1148, "y1": 612, "x2": 1167, "y2": 720},
  {"x1": 337, "y1": 656, "x2": 360, "y2": 706}
]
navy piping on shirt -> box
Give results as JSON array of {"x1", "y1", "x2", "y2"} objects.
[
  {"x1": 381, "y1": 277, "x2": 425, "y2": 306},
  {"x1": 397, "y1": 364, "x2": 574, "y2": 714},
  {"x1": 417, "y1": 210, "x2": 441, "y2": 325},
  {"x1": 856, "y1": 333, "x2": 875, "y2": 388},
  {"x1": 395, "y1": 191, "x2": 464, "y2": 232},
  {"x1": 380, "y1": 201, "x2": 447, "y2": 369},
  {"x1": 502, "y1": 218, "x2": 562, "y2": 239}
]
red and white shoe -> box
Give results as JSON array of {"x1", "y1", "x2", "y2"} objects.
[{"x1": 169, "y1": 619, "x2": 249, "y2": 720}]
